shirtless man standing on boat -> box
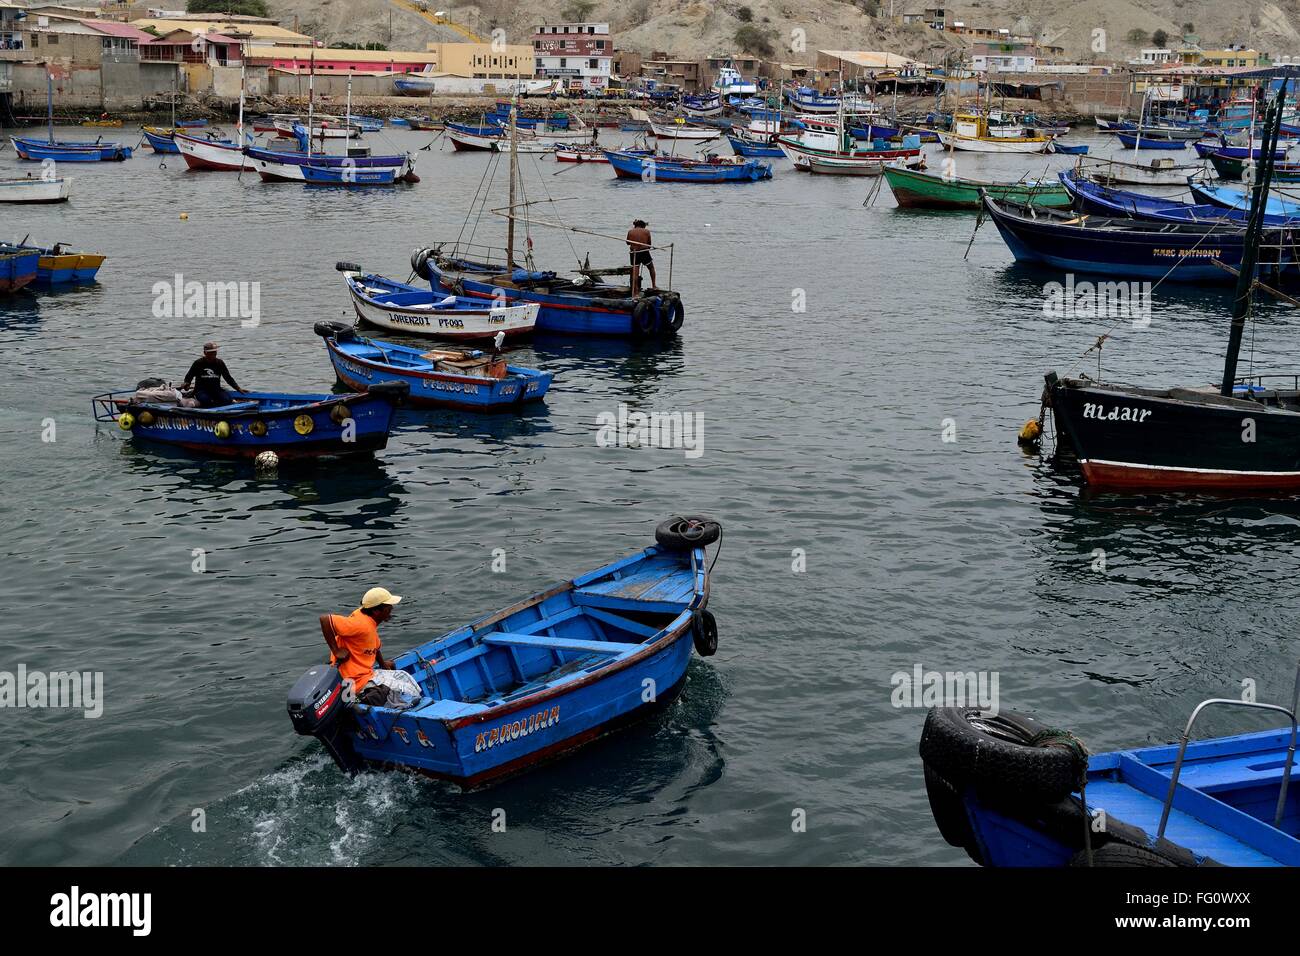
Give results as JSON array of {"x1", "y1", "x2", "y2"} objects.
[{"x1": 627, "y1": 220, "x2": 656, "y2": 296}]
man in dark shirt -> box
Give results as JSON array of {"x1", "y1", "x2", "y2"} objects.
[{"x1": 182, "y1": 341, "x2": 243, "y2": 408}]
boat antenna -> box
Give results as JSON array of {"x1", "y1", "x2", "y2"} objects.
[{"x1": 1221, "y1": 78, "x2": 1287, "y2": 397}]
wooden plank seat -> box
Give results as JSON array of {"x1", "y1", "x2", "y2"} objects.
[{"x1": 480, "y1": 632, "x2": 642, "y2": 656}]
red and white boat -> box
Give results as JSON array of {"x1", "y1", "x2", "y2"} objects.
[
  {"x1": 554, "y1": 144, "x2": 609, "y2": 163},
  {"x1": 778, "y1": 117, "x2": 922, "y2": 170},
  {"x1": 174, "y1": 131, "x2": 253, "y2": 172}
]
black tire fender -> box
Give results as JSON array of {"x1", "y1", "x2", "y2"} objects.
[
  {"x1": 655, "y1": 515, "x2": 722, "y2": 550},
  {"x1": 665, "y1": 295, "x2": 684, "y2": 333},
  {"x1": 919, "y1": 707, "x2": 1087, "y2": 805},
  {"x1": 365, "y1": 380, "x2": 411, "y2": 405},
  {"x1": 1069, "y1": 843, "x2": 1180, "y2": 868},
  {"x1": 631, "y1": 299, "x2": 656, "y2": 336},
  {"x1": 410, "y1": 247, "x2": 435, "y2": 281},
  {"x1": 314, "y1": 320, "x2": 353, "y2": 339},
  {"x1": 692, "y1": 609, "x2": 718, "y2": 657}
]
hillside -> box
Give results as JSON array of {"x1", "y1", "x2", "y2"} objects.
[{"x1": 261, "y1": 0, "x2": 1300, "y2": 62}]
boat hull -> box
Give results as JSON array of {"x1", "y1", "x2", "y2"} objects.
[
  {"x1": 882, "y1": 165, "x2": 1069, "y2": 209},
  {"x1": 174, "y1": 132, "x2": 251, "y2": 171},
  {"x1": 1049, "y1": 377, "x2": 1300, "y2": 491},
  {"x1": 0, "y1": 177, "x2": 71, "y2": 203},
  {"x1": 345, "y1": 272, "x2": 539, "y2": 339},
  {"x1": 324, "y1": 337, "x2": 552, "y2": 411},
  {"x1": 93, "y1": 389, "x2": 403, "y2": 459},
  {"x1": 0, "y1": 248, "x2": 40, "y2": 292},
  {"x1": 935, "y1": 131, "x2": 1049, "y2": 153}
]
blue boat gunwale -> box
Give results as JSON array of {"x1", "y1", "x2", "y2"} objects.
[
  {"x1": 345, "y1": 271, "x2": 518, "y2": 316},
  {"x1": 376, "y1": 543, "x2": 712, "y2": 731},
  {"x1": 93, "y1": 388, "x2": 368, "y2": 421},
  {"x1": 323, "y1": 335, "x2": 548, "y2": 387}
]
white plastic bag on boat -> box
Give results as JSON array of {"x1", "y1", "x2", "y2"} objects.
[{"x1": 369, "y1": 668, "x2": 423, "y2": 710}]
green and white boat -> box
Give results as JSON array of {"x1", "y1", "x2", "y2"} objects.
[{"x1": 882, "y1": 164, "x2": 1072, "y2": 210}]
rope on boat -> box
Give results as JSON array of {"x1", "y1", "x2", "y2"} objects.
[{"x1": 1027, "y1": 728, "x2": 1092, "y2": 866}]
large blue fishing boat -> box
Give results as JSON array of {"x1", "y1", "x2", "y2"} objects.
[
  {"x1": 92, "y1": 383, "x2": 408, "y2": 458},
  {"x1": 314, "y1": 322, "x2": 553, "y2": 411},
  {"x1": 287, "y1": 517, "x2": 723, "y2": 786},
  {"x1": 920, "y1": 692, "x2": 1300, "y2": 866},
  {"x1": 1189, "y1": 179, "x2": 1300, "y2": 217},
  {"x1": 604, "y1": 149, "x2": 773, "y2": 183},
  {"x1": 1059, "y1": 169, "x2": 1296, "y2": 226}
]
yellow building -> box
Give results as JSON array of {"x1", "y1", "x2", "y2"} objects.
[
  {"x1": 424, "y1": 41, "x2": 534, "y2": 78},
  {"x1": 131, "y1": 18, "x2": 313, "y2": 47},
  {"x1": 1178, "y1": 48, "x2": 1269, "y2": 69}
]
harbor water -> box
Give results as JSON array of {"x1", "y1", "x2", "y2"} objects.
[{"x1": 2, "y1": 126, "x2": 1298, "y2": 865}]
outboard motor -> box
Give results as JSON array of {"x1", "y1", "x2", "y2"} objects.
[{"x1": 286, "y1": 665, "x2": 364, "y2": 774}]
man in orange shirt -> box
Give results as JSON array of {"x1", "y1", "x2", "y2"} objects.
[{"x1": 325, "y1": 587, "x2": 410, "y2": 706}]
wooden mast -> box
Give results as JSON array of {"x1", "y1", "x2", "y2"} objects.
[
  {"x1": 1221, "y1": 78, "x2": 1287, "y2": 396},
  {"x1": 506, "y1": 86, "x2": 519, "y2": 269}
]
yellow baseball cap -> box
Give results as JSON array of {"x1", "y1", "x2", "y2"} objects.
[{"x1": 361, "y1": 587, "x2": 403, "y2": 608}]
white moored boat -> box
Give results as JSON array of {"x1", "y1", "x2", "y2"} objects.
[
  {"x1": 649, "y1": 120, "x2": 721, "y2": 143},
  {"x1": 342, "y1": 269, "x2": 539, "y2": 340},
  {"x1": 0, "y1": 176, "x2": 72, "y2": 203},
  {"x1": 174, "y1": 131, "x2": 253, "y2": 171}
]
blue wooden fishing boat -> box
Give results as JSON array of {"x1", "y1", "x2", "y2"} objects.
[
  {"x1": 10, "y1": 241, "x2": 107, "y2": 284},
  {"x1": 1046, "y1": 140, "x2": 1088, "y2": 154},
  {"x1": 1114, "y1": 131, "x2": 1186, "y2": 150},
  {"x1": 389, "y1": 116, "x2": 411, "y2": 128},
  {"x1": 1188, "y1": 179, "x2": 1300, "y2": 217},
  {"x1": 315, "y1": 322, "x2": 552, "y2": 411},
  {"x1": 418, "y1": 251, "x2": 685, "y2": 338},
  {"x1": 92, "y1": 382, "x2": 408, "y2": 458},
  {"x1": 339, "y1": 267, "x2": 539, "y2": 340},
  {"x1": 0, "y1": 246, "x2": 39, "y2": 293},
  {"x1": 848, "y1": 121, "x2": 902, "y2": 140},
  {"x1": 141, "y1": 126, "x2": 180, "y2": 154},
  {"x1": 287, "y1": 517, "x2": 723, "y2": 786},
  {"x1": 1194, "y1": 139, "x2": 1287, "y2": 161},
  {"x1": 784, "y1": 85, "x2": 839, "y2": 113},
  {"x1": 920, "y1": 689, "x2": 1300, "y2": 866},
  {"x1": 350, "y1": 115, "x2": 385, "y2": 132},
  {"x1": 299, "y1": 164, "x2": 400, "y2": 186},
  {"x1": 11, "y1": 137, "x2": 131, "y2": 162},
  {"x1": 981, "y1": 193, "x2": 1280, "y2": 283},
  {"x1": 1059, "y1": 169, "x2": 1297, "y2": 226},
  {"x1": 727, "y1": 133, "x2": 785, "y2": 157},
  {"x1": 605, "y1": 149, "x2": 772, "y2": 182}
]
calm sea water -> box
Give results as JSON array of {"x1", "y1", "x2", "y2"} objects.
[{"x1": 3, "y1": 125, "x2": 1300, "y2": 866}]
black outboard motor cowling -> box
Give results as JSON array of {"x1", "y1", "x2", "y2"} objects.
[{"x1": 286, "y1": 664, "x2": 364, "y2": 774}]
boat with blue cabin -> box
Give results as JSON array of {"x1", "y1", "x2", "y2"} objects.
[{"x1": 287, "y1": 517, "x2": 723, "y2": 787}]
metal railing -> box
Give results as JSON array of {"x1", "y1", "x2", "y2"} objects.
[{"x1": 1156, "y1": 678, "x2": 1300, "y2": 839}]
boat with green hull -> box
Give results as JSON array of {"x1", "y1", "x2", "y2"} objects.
[
  {"x1": 1207, "y1": 150, "x2": 1300, "y2": 182},
  {"x1": 882, "y1": 164, "x2": 1072, "y2": 210}
]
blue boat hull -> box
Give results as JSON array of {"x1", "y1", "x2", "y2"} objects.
[
  {"x1": 288, "y1": 537, "x2": 716, "y2": 787},
  {"x1": 321, "y1": 332, "x2": 553, "y2": 411},
  {"x1": 727, "y1": 134, "x2": 784, "y2": 157},
  {"x1": 1115, "y1": 132, "x2": 1186, "y2": 149},
  {"x1": 425, "y1": 258, "x2": 682, "y2": 337},
  {"x1": 605, "y1": 149, "x2": 772, "y2": 182},
  {"x1": 11, "y1": 137, "x2": 131, "y2": 161},
  {"x1": 924, "y1": 712, "x2": 1300, "y2": 866},
  {"x1": 300, "y1": 165, "x2": 399, "y2": 185},
  {"x1": 142, "y1": 129, "x2": 180, "y2": 154},
  {"x1": 92, "y1": 388, "x2": 406, "y2": 458},
  {"x1": 984, "y1": 195, "x2": 1258, "y2": 282},
  {"x1": 1194, "y1": 141, "x2": 1287, "y2": 160},
  {"x1": 0, "y1": 249, "x2": 40, "y2": 292}
]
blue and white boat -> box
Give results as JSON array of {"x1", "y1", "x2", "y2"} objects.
[
  {"x1": 315, "y1": 322, "x2": 552, "y2": 411},
  {"x1": 11, "y1": 137, "x2": 130, "y2": 162},
  {"x1": 141, "y1": 126, "x2": 181, "y2": 154},
  {"x1": 417, "y1": 250, "x2": 686, "y2": 338},
  {"x1": 784, "y1": 85, "x2": 840, "y2": 114},
  {"x1": 920, "y1": 686, "x2": 1300, "y2": 866},
  {"x1": 299, "y1": 164, "x2": 401, "y2": 186},
  {"x1": 349, "y1": 114, "x2": 385, "y2": 132},
  {"x1": 727, "y1": 133, "x2": 785, "y2": 157},
  {"x1": 1114, "y1": 131, "x2": 1187, "y2": 150},
  {"x1": 92, "y1": 383, "x2": 408, "y2": 459},
  {"x1": 287, "y1": 517, "x2": 723, "y2": 786},
  {"x1": 1194, "y1": 139, "x2": 1288, "y2": 161},
  {"x1": 339, "y1": 266, "x2": 539, "y2": 340}
]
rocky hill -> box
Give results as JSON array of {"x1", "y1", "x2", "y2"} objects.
[{"x1": 261, "y1": 0, "x2": 1300, "y2": 62}]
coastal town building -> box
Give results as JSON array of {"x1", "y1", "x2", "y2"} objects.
[{"x1": 532, "y1": 21, "x2": 612, "y2": 91}]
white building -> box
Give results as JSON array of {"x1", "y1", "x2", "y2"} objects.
[
  {"x1": 1130, "y1": 48, "x2": 1176, "y2": 66},
  {"x1": 532, "y1": 21, "x2": 613, "y2": 91},
  {"x1": 971, "y1": 52, "x2": 1037, "y2": 73}
]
